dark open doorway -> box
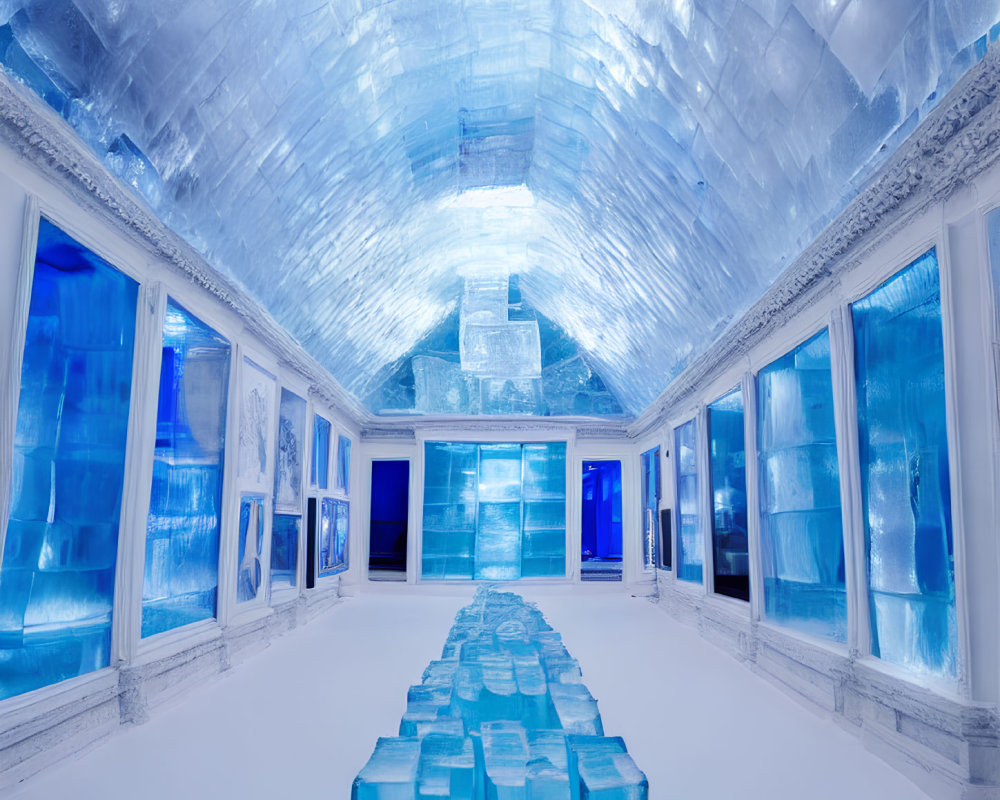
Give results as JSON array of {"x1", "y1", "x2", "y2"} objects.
[
  {"x1": 581, "y1": 460, "x2": 623, "y2": 581},
  {"x1": 369, "y1": 460, "x2": 409, "y2": 579}
]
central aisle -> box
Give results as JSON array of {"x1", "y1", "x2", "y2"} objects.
[{"x1": 8, "y1": 590, "x2": 927, "y2": 799}]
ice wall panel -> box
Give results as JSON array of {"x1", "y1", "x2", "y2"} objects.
[
  {"x1": 422, "y1": 442, "x2": 566, "y2": 580},
  {"x1": 143, "y1": 300, "x2": 230, "y2": 639},
  {"x1": 1, "y1": 218, "x2": 136, "y2": 700},
  {"x1": 337, "y1": 434, "x2": 352, "y2": 495},
  {"x1": 673, "y1": 421, "x2": 701, "y2": 583},
  {"x1": 852, "y1": 249, "x2": 956, "y2": 678},
  {"x1": 270, "y1": 514, "x2": 299, "y2": 590},
  {"x1": 757, "y1": 329, "x2": 846, "y2": 642},
  {"x1": 640, "y1": 447, "x2": 660, "y2": 571}
]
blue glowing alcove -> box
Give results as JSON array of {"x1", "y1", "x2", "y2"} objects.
[
  {"x1": 352, "y1": 589, "x2": 647, "y2": 798},
  {"x1": 143, "y1": 299, "x2": 230, "y2": 638},
  {"x1": 312, "y1": 414, "x2": 330, "y2": 491},
  {"x1": 757, "y1": 329, "x2": 846, "y2": 642},
  {"x1": 853, "y1": 249, "x2": 956, "y2": 677},
  {"x1": 0, "y1": 3, "x2": 994, "y2": 416},
  {"x1": 0, "y1": 217, "x2": 137, "y2": 699}
]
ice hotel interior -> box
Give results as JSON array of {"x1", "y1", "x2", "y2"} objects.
[{"x1": 3, "y1": 1, "x2": 1000, "y2": 798}]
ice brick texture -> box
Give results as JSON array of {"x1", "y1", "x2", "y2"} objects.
[
  {"x1": 852, "y1": 248, "x2": 956, "y2": 678},
  {"x1": 0, "y1": 218, "x2": 137, "y2": 700},
  {"x1": 143, "y1": 300, "x2": 230, "y2": 638},
  {"x1": 757, "y1": 328, "x2": 847, "y2": 643},
  {"x1": 352, "y1": 588, "x2": 647, "y2": 799},
  {"x1": 422, "y1": 441, "x2": 566, "y2": 581},
  {"x1": 1, "y1": 3, "x2": 997, "y2": 415}
]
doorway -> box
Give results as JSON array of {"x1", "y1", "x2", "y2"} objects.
[
  {"x1": 369, "y1": 460, "x2": 409, "y2": 579},
  {"x1": 581, "y1": 460, "x2": 623, "y2": 581}
]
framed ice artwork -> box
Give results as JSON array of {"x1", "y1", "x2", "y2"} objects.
[
  {"x1": 273, "y1": 389, "x2": 306, "y2": 513},
  {"x1": 238, "y1": 357, "x2": 275, "y2": 488},
  {"x1": 237, "y1": 495, "x2": 265, "y2": 603},
  {"x1": 319, "y1": 497, "x2": 349, "y2": 576}
]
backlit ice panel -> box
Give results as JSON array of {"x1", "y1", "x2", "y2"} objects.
[
  {"x1": 853, "y1": 249, "x2": 956, "y2": 678},
  {"x1": 0, "y1": 218, "x2": 137, "y2": 699},
  {"x1": 143, "y1": 299, "x2": 230, "y2": 638}
]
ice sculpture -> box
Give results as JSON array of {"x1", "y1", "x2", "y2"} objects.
[
  {"x1": 312, "y1": 414, "x2": 330, "y2": 490},
  {"x1": 237, "y1": 496, "x2": 264, "y2": 603},
  {"x1": 270, "y1": 514, "x2": 299, "y2": 590},
  {"x1": 708, "y1": 389, "x2": 749, "y2": 601},
  {"x1": 274, "y1": 390, "x2": 306, "y2": 512},
  {"x1": 853, "y1": 249, "x2": 956, "y2": 677},
  {"x1": 352, "y1": 589, "x2": 647, "y2": 799},
  {"x1": 1, "y1": 3, "x2": 996, "y2": 416},
  {"x1": 640, "y1": 447, "x2": 660, "y2": 571},
  {"x1": 319, "y1": 497, "x2": 349, "y2": 576},
  {"x1": 369, "y1": 301, "x2": 626, "y2": 417},
  {"x1": 143, "y1": 300, "x2": 230, "y2": 638},
  {"x1": 0, "y1": 218, "x2": 137, "y2": 700},
  {"x1": 674, "y1": 420, "x2": 702, "y2": 583},
  {"x1": 422, "y1": 442, "x2": 566, "y2": 580},
  {"x1": 238, "y1": 359, "x2": 275, "y2": 488},
  {"x1": 757, "y1": 330, "x2": 846, "y2": 642},
  {"x1": 337, "y1": 434, "x2": 352, "y2": 494}
]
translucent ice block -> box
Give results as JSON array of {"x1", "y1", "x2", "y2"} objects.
[
  {"x1": 417, "y1": 733, "x2": 476, "y2": 800},
  {"x1": 708, "y1": 389, "x2": 748, "y2": 601},
  {"x1": 550, "y1": 684, "x2": 603, "y2": 735},
  {"x1": 352, "y1": 737, "x2": 420, "y2": 800},
  {"x1": 269, "y1": 514, "x2": 299, "y2": 591},
  {"x1": 274, "y1": 389, "x2": 306, "y2": 512},
  {"x1": 481, "y1": 721, "x2": 529, "y2": 799}
]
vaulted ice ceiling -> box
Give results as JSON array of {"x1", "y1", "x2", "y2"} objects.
[{"x1": 0, "y1": 0, "x2": 997, "y2": 416}]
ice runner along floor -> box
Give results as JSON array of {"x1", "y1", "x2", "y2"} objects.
[
  {"x1": 6, "y1": 588, "x2": 928, "y2": 800},
  {"x1": 352, "y1": 587, "x2": 647, "y2": 797}
]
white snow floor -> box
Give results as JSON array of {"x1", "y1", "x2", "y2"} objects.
[{"x1": 7, "y1": 588, "x2": 928, "y2": 799}]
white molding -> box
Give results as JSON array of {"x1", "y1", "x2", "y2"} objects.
[
  {"x1": 0, "y1": 194, "x2": 37, "y2": 563},
  {"x1": 828, "y1": 305, "x2": 868, "y2": 660},
  {"x1": 113, "y1": 281, "x2": 166, "y2": 665},
  {"x1": 742, "y1": 370, "x2": 764, "y2": 623}
]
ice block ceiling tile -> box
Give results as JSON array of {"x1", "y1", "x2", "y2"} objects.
[{"x1": 0, "y1": 1, "x2": 996, "y2": 415}]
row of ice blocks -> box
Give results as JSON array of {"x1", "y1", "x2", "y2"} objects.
[{"x1": 354, "y1": 589, "x2": 647, "y2": 799}]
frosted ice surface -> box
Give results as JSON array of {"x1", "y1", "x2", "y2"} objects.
[
  {"x1": 353, "y1": 589, "x2": 645, "y2": 798},
  {"x1": 2, "y1": 3, "x2": 993, "y2": 416},
  {"x1": 274, "y1": 389, "x2": 306, "y2": 513}
]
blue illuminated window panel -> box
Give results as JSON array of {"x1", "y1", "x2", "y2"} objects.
[
  {"x1": 674, "y1": 420, "x2": 702, "y2": 583},
  {"x1": 853, "y1": 249, "x2": 956, "y2": 677},
  {"x1": 311, "y1": 414, "x2": 330, "y2": 490},
  {"x1": 0, "y1": 218, "x2": 137, "y2": 700},
  {"x1": 142, "y1": 299, "x2": 230, "y2": 638},
  {"x1": 337, "y1": 434, "x2": 351, "y2": 494},
  {"x1": 641, "y1": 447, "x2": 660, "y2": 571},
  {"x1": 757, "y1": 330, "x2": 846, "y2": 642},
  {"x1": 708, "y1": 389, "x2": 749, "y2": 602}
]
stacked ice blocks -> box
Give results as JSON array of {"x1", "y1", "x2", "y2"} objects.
[{"x1": 353, "y1": 589, "x2": 646, "y2": 799}]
